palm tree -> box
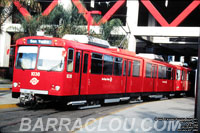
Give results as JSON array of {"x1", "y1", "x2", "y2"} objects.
[
  {"x1": 43, "y1": 5, "x2": 87, "y2": 37},
  {"x1": 96, "y1": 18, "x2": 127, "y2": 48},
  {"x1": 13, "y1": 3, "x2": 126, "y2": 47},
  {"x1": 0, "y1": 0, "x2": 42, "y2": 33},
  {"x1": 18, "y1": 0, "x2": 42, "y2": 13},
  {"x1": 100, "y1": 18, "x2": 122, "y2": 40}
]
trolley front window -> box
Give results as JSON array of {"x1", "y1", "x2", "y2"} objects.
[
  {"x1": 15, "y1": 46, "x2": 38, "y2": 70},
  {"x1": 37, "y1": 47, "x2": 65, "y2": 71}
]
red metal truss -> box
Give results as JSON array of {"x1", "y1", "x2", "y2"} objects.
[
  {"x1": 13, "y1": 0, "x2": 58, "y2": 20},
  {"x1": 13, "y1": 0, "x2": 199, "y2": 27},
  {"x1": 72, "y1": 0, "x2": 125, "y2": 25},
  {"x1": 141, "y1": 0, "x2": 200, "y2": 27},
  {"x1": 13, "y1": 0, "x2": 31, "y2": 19},
  {"x1": 98, "y1": 0, "x2": 125, "y2": 24},
  {"x1": 170, "y1": 0, "x2": 200, "y2": 26},
  {"x1": 42, "y1": 0, "x2": 58, "y2": 16},
  {"x1": 72, "y1": 0, "x2": 96, "y2": 25}
]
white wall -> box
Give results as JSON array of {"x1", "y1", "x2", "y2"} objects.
[
  {"x1": 0, "y1": 31, "x2": 11, "y2": 67},
  {"x1": 0, "y1": 16, "x2": 12, "y2": 68},
  {"x1": 59, "y1": 0, "x2": 72, "y2": 11},
  {"x1": 126, "y1": 0, "x2": 139, "y2": 52}
]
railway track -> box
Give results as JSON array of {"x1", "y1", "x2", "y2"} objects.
[{"x1": 0, "y1": 99, "x2": 144, "y2": 132}]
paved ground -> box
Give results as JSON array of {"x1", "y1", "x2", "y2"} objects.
[
  {"x1": 0, "y1": 82, "x2": 196, "y2": 133},
  {"x1": 0, "y1": 78, "x2": 12, "y2": 90},
  {"x1": 0, "y1": 90, "x2": 19, "y2": 105},
  {"x1": 0, "y1": 84, "x2": 12, "y2": 89},
  {"x1": 0, "y1": 92, "x2": 196, "y2": 133},
  {"x1": 0, "y1": 98, "x2": 141, "y2": 133},
  {"x1": 0, "y1": 78, "x2": 12, "y2": 84},
  {"x1": 0, "y1": 82, "x2": 18, "y2": 107},
  {"x1": 76, "y1": 98, "x2": 195, "y2": 133}
]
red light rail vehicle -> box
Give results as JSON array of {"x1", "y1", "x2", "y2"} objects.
[{"x1": 12, "y1": 35, "x2": 191, "y2": 107}]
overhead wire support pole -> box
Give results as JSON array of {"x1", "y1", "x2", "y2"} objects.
[
  {"x1": 195, "y1": 28, "x2": 200, "y2": 131},
  {"x1": 119, "y1": 22, "x2": 131, "y2": 48}
]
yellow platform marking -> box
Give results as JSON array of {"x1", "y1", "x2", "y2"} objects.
[
  {"x1": 0, "y1": 88, "x2": 11, "y2": 91},
  {"x1": 0, "y1": 104, "x2": 18, "y2": 109}
]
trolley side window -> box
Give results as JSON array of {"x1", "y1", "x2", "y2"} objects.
[
  {"x1": 152, "y1": 65, "x2": 157, "y2": 78},
  {"x1": 67, "y1": 48, "x2": 74, "y2": 72},
  {"x1": 187, "y1": 72, "x2": 190, "y2": 81},
  {"x1": 158, "y1": 65, "x2": 167, "y2": 79},
  {"x1": 91, "y1": 53, "x2": 103, "y2": 74},
  {"x1": 75, "y1": 52, "x2": 81, "y2": 73},
  {"x1": 113, "y1": 57, "x2": 122, "y2": 76},
  {"x1": 176, "y1": 70, "x2": 181, "y2": 80},
  {"x1": 83, "y1": 54, "x2": 88, "y2": 73},
  {"x1": 123, "y1": 60, "x2": 127, "y2": 76},
  {"x1": 146, "y1": 63, "x2": 152, "y2": 78},
  {"x1": 162, "y1": 66, "x2": 167, "y2": 79},
  {"x1": 128, "y1": 61, "x2": 131, "y2": 76},
  {"x1": 158, "y1": 66, "x2": 163, "y2": 78},
  {"x1": 132, "y1": 60, "x2": 140, "y2": 77},
  {"x1": 103, "y1": 55, "x2": 113, "y2": 75},
  {"x1": 172, "y1": 69, "x2": 175, "y2": 80},
  {"x1": 167, "y1": 67, "x2": 172, "y2": 80},
  {"x1": 182, "y1": 70, "x2": 186, "y2": 80}
]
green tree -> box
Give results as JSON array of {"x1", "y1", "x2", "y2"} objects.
[
  {"x1": 12, "y1": 3, "x2": 126, "y2": 48},
  {"x1": 18, "y1": 0, "x2": 42, "y2": 13},
  {"x1": 13, "y1": 14, "x2": 43, "y2": 41},
  {"x1": 12, "y1": 5, "x2": 87, "y2": 40},
  {"x1": 100, "y1": 19, "x2": 122, "y2": 40},
  {"x1": 91, "y1": 17, "x2": 127, "y2": 48},
  {"x1": 43, "y1": 5, "x2": 87, "y2": 37},
  {"x1": 0, "y1": 0, "x2": 42, "y2": 34}
]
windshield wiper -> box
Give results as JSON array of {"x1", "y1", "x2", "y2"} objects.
[
  {"x1": 20, "y1": 65, "x2": 25, "y2": 71},
  {"x1": 47, "y1": 60, "x2": 63, "y2": 72}
]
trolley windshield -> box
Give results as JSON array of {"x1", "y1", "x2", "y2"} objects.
[
  {"x1": 15, "y1": 46, "x2": 38, "y2": 70},
  {"x1": 15, "y1": 46, "x2": 65, "y2": 71},
  {"x1": 37, "y1": 47, "x2": 65, "y2": 71}
]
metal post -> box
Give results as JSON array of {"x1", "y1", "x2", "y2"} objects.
[{"x1": 195, "y1": 36, "x2": 200, "y2": 131}]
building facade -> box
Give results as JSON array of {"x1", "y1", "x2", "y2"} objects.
[{"x1": 0, "y1": 0, "x2": 199, "y2": 76}]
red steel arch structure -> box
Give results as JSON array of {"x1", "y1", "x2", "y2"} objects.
[
  {"x1": 141, "y1": 0, "x2": 200, "y2": 26},
  {"x1": 13, "y1": 0, "x2": 200, "y2": 26},
  {"x1": 13, "y1": 0, "x2": 58, "y2": 19}
]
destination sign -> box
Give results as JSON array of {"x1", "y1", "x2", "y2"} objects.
[{"x1": 27, "y1": 39, "x2": 52, "y2": 45}]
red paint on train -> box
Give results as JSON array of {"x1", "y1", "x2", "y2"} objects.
[{"x1": 12, "y1": 36, "x2": 191, "y2": 103}]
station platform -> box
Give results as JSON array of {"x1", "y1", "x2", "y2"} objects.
[
  {"x1": 0, "y1": 80, "x2": 18, "y2": 109},
  {"x1": 0, "y1": 78, "x2": 12, "y2": 84},
  {"x1": 0, "y1": 78, "x2": 12, "y2": 90},
  {"x1": 76, "y1": 97, "x2": 195, "y2": 132}
]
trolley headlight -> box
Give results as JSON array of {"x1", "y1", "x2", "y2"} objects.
[
  {"x1": 55, "y1": 86, "x2": 60, "y2": 91},
  {"x1": 13, "y1": 82, "x2": 18, "y2": 87}
]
